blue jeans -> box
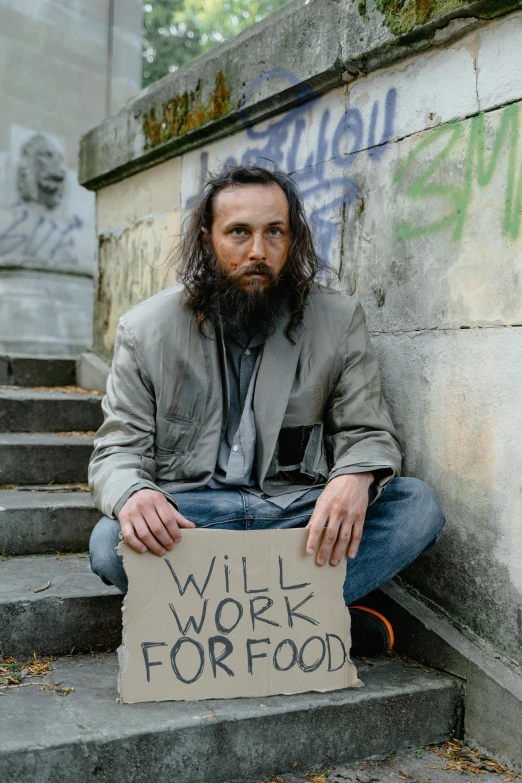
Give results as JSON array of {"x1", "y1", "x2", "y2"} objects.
[{"x1": 90, "y1": 477, "x2": 444, "y2": 602}]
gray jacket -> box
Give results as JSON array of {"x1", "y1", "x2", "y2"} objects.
[{"x1": 89, "y1": 284, "x2": 402, "y2": 517}]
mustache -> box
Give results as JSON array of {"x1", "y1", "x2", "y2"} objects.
[{"x1": 227, "y1": 262, "x2": 279, "y2": 285}]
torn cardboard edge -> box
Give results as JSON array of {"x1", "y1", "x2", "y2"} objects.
[{"x1": 118, "y1": 528, "x2": 362, "y2": 704}]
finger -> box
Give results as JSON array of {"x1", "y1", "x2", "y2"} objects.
[
  {"x1": 133, "y1": 516, "x2": 167, "y2": 557},
  {"x1": 329, "y1": 520, "x2": 354, "y2": 565},
  {"x1": 316, "y1": 512, "x2": 344, "y2": 566},
  {"x1": 153, "y1": 502, "x2": 182, "y2": 545},
  {"x1": 120, "y1": 520, "x2": 147, "y2": 554},
  {"x1": 176, "y1": 513, "x2": 196, "y2": 528},
  {"x1": 153, "y1": 497, "x2": 196, "y2": 533},
  {"x1": 347, "y1": 517, "x2": 365, "y2": 559},
  {"x1": 306, "y1": 504, "x2": 329, "y2": 556},
  {"x1": 143, "y1": 507, "x2": 177, "y2": 550}
]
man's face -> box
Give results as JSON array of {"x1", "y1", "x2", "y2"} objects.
[{"x1": 205, "y1": 182, "x2": 291, "y2": 292}]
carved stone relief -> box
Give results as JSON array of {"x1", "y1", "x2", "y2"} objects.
[{"x1": 16, "y1": 133, "x2": 66, "y2": 209}]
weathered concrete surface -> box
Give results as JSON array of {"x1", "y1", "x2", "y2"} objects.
[
  {"x1": 0, "y1": 654, "x2": 460, "y2": 783},
  {"x1": 373, "y1": 327, "x2": 522, "y2": 669},
  {"x1": 0, "y1": 0, "x2": 142, "y2": 355},
  {"x1": 0, "y1": 355, "x2": 76, "y2": 387},
  {"x1": 79, "y1": 0, "x2": 522, "y2": 191},
  {"x1": 0, "y1": 433, "x2": 94, "y2": 485},
  {"x1": 248, "y1": 745, "x2": 521, "y2": 783},
  {"x1": 364, "y1": 581, "x2": 522, "y2": 770},
  {"x1": 0, "y1": 270, "x2": 95, "y2": 356},
  {"x1": 0, "y1": 489, "x2": 98, "y2": 555},
  {"x1": 466, "y1": 655, "x2": 522, "y2": 771},
  {"x1": 0, "y1": 387, "x2": 103, "y2": 432},
  {"x1": 96, "y1": 212, "x2": 179, "y2": 358},
  {"x1": 0, "y1": 555, "x2": 121, "y2": 658}
]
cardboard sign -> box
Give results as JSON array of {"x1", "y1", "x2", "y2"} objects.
[{"x1": 118, "y1": 529, "x2": 361, "y2": 703}]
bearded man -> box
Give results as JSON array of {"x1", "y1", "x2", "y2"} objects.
[{"x1": 89, "y1": 164, "x2": 444, "y2": 657}]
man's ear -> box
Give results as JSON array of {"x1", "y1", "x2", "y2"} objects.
[{"x1": 200, "y1": 226, "x2": 210, "y2": 249}]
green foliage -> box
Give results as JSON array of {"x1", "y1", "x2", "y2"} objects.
[{"x1": 143, "y1": 0, "x2": 292, "y2": 87}]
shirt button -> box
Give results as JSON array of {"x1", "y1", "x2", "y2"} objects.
[
  {"x1": 245, "y1": 349, "x2": 251, "y2": 355},
  {"x1": 232, "y1": 445, "x2": 239, "y2": 452}
]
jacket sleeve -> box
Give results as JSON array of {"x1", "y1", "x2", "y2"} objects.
[
  {"x1": 88, "y1": 317, "x2": 176, "y2": 518},
  {"x1": 325, "y1": 301, "x2": 402, "y2": 504}
]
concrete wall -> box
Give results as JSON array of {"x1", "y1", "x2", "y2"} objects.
[
  {"x1": 0, "y1": 0, "x2": 142, "y2": 355},
  {"x1": 80, "y1": 1, "x2": 522, "y2": 672}
]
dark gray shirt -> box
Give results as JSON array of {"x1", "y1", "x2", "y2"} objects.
[{"x1": 208, "y1": 331, "x2": 319, "y2": 508}]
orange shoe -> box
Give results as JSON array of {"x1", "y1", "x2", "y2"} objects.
[{"x1": 349, "y1": 605, "x2": 395, "y2": 657}]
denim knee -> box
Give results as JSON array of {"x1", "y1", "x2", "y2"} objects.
[
  {"x1": 401, "y1": 476, "x2": 445, "y2": 546},
  {"x1": 89, "y1": 516, "x2": 127, "y2": 593}
]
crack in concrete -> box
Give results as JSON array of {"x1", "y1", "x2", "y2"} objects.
[{"x1": 369, "y1": 323, "x2": 522, "y2": 336}]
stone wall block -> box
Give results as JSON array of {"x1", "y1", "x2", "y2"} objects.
[
  {"x1": 94, "y1": 212, "x2": 181, "y2": 358},
  {"x1": 347, "y1": 43, "x2": 478, "y2": 144},
  {"x1": 477, "y1": 11, "x2": 522, "y2": 110}
]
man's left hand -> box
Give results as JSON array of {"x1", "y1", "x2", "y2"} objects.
[{"x1": 306, "y1": 473, "x2": 374, "y2": 566}]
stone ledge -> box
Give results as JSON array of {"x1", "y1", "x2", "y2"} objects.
[
  {"x1": 365, "y1": 581, "x2": 522, "y2": 771},
  {"x1": 77, "y1": 351, "x2": 110, "y2": 392},
  {"x1": 79, "y1": 0, "x2": 522, "y2": 191}
]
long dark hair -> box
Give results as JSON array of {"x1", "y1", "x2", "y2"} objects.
[{"x1": 174, "y1": 164, "x2": 320, "y2": 342}]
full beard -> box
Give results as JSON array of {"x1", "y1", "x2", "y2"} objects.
[{"x1": 197, "y1": 255, "x2": 291, "y2": 340}]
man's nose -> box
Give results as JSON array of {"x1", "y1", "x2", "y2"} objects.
[{"x1": 248, "y1": 232, "x2": 266, "y2": 260}]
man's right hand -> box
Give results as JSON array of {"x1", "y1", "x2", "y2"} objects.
[{"x1": 118, "y1": 489, "x2": 196, "y2": 556}]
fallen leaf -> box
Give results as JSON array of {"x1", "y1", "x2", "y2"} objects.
[
  {"x1": 56, "y1": 687, "x2": 74, "y2": 697},
  {"x1": 204, "y1": 713, "x2": 216, "y2": 719}
]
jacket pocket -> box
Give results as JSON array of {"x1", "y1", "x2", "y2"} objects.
[
  {"x1": 276, "y1": 423, "x2": 329, "y2": 482},
  {"x1": 154, "y1": 412, "x2": 200, "y2": 455},
  {"x1": 301, "y1": 422, "x2": 329, "y2": 481}
]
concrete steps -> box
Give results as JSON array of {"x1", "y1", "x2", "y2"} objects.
[
  {"x1": 0, "y1": 653, "x2": 461, "y2": 783},
  {"x1": 0, "y1": 554, "x2": 121, "y2": 658},
  {"x1": 0, "y1": 354, "x2": 76, "y2": 387},
  {"x1": 0, "y1": 488, "x2": 98, "y2": 554},
  {"x1": 0, "y1": 355, "x2": 464, "y2": 780},
  {"x1": 0, "y1": 387, "x2": 103, "y2": 432},
  {"x1": 0, "y1": 432, "x2": 94, "y2": 485}
]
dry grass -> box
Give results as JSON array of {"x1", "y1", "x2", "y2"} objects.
[
  {"x1": 0, "y1": 652, "x2": 52, "y2": 687},
  {"x1": 430, "y1": 740, "x2": 521, "y2": 780}
]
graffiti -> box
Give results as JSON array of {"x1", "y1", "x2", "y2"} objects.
[
  {"x1": 0, "y1": 203, "x2": 83, "y2": 265},
  {"x1": 187, "y1": 70, "x2": 397, "y2": 263},
  {"x1": 395, "y1": 103, "x2": 522, "y2": 242}
]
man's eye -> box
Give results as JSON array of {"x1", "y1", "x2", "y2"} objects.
[
  {"x1": 232, "y1": 228, "x2": 246, "y2": 235},
  {"x1": 268, "y1": 228, "x2": 282, "y2": 235}
]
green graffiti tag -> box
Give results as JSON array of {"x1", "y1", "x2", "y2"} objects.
[{"x1": 395, "y1": 103, "x2": 522, "y2": 241}]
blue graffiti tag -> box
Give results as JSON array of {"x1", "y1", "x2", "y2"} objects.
[
  {"x1": 187, "y1": 70, "x2": 397, "y2": 263},
  {"x1": 0, "y1": 204, "x2": 83, "y2": 265}
]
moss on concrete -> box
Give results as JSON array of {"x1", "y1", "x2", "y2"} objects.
[
  {"x1": 358, "y1": 0, "x2": 368, "y2": 18},
  {"x1": 142, "y1": 70, "x2": 231, "y2": 149},
  {"x1": 374, "y1": 0, "x2": 474, "y2": 35}
]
